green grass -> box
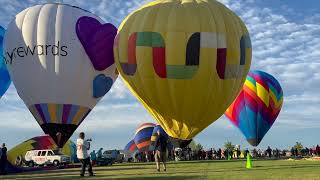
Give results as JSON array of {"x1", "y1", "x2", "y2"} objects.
[{"x1": 3, "y1": 159, "x2": 320, "y2": 179}]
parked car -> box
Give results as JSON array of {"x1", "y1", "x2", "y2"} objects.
[
  {"x1": 103, "y1": 150, "x2": 124, "y2": 163},
  {"x1": 24, "y1": 149, "x2": 71, "y2": 167},
  {"x1": 120, "y1": 150, "x2": 133, "y2": 162}
]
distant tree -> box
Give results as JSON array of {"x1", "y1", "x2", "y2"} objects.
[
  {"x1": 196, "y1": 143, "x2": 204, "y2": 151},
  {"x1": 224, "y1": 141, "x2": 235, "y2": 151},
  {"x1": 189, "y1": 140, "x2": 197, "y2": 150},
  {"x1": 189, "y1": 140, "x2": 203, "y2": 151},
  {"x1": 294, "y1": 142, "x2": 303, "y2": 152}
]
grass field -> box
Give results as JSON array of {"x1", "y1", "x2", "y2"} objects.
[{"x1": 2, "y1": 159, "x2": 320, "y2": 179}]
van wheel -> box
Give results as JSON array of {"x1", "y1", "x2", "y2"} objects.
[
  {"x1": 28, "y1": 161, "x2": 34, "y2": 167},
  {"x1": 53, "y1": 160, "x2": 60, "y2": 167}
]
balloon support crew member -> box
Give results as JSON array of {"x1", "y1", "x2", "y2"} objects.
[
  {"x1": 77, "y1": 132, "x2": 94, "y2": 177},
  {"x1": 154, "y1": 130, "x2": 168, "y2": 172}
]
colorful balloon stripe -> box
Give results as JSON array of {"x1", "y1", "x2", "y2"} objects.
[
  {"x1": 134, "y1": 123, "x2": 156, "y2": 152},
  {"x1": 124, "y1": 140, "x2": 139, "y2": 154},
  {"x1": 29, "y1": 104, "x2": 91, "y2": 126},
  {"x1": 225, "y1": 70, "x2": 283, "y2": 146},
  {"x1": 135, "y1": 123, "x2": 156, "y2": 135}
]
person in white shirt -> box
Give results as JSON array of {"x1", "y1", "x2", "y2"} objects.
[{"x1": 77, "y1": 132, "x2": 94, "y2": 177}]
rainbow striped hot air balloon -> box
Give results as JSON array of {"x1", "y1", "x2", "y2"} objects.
[
  {"x1": 133, "y1": 123, "x2": 156, "y2": 152},
  {"x1": 225, "y1": 70, "x2": 283, "y2": 146}
]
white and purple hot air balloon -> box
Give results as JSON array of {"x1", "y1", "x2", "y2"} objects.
[{"x1": 3, "y1": 3, "x2": 118, "y2": 147}]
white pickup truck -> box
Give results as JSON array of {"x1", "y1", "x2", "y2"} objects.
[{"x1": 25, "y1": 149, "x2": 71, "y2": 167}]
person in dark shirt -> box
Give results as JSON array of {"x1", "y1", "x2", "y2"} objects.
[
  {"x1": 217, "y1": 148, "x2": 222, "y2": 159},
  {"x1": 154, "y1": 130, "x2": 168, "y2": 172},
  {"x1": 267, "y1": 146, "x2": 272, "y2": 158},
  {"x1": 0, "y1": 143, "x2": 7, "y2": 175},
  {"x1": 316, "y1": 145, "x2": 320, "y2": 156}
]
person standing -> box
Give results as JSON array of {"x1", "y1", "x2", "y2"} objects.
[
  {"x1": 267, "y1": 146, "x2": 272, "y2": 158},
  {"x1": 0, "y1": 143, "x2": 7, "y2": 175},
  {"x1": 90, "y1": 150, "x2": 97, "y2": 166},
  {"x1": 96, "y1": 148, "x2": 103, "y2": 160},
  {"x1": 154, "y1": 130, "x2": 168, "y2": 172},
  {"x1": 76, "y1": 132, "x2": 94, "y2": 177}
]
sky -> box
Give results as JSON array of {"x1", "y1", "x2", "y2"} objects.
[{"x1": 0, "y1": 0, "x2": 319, "y2": 151}]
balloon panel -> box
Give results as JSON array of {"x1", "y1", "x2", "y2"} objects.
[
  {"x1": 225, "y1": 70, "x2": 283, "y2": 146},
  {"x1": 124, "y1": 140, "x2": 139, "y2": 155},
  {"x1": 133, "y1": 123, "x2": 156, "y2": 152},
  {"x1": 0, "y1": 26, "x2": 11, "y2": 98},
  {"x1": 114, "y1": 0, "x2": 252, "y2": 140},
  {"x1": 4, "y1": 4, "x2": 118, "y2": 147}
]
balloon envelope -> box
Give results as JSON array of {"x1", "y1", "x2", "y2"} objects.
[
  {"x1": 114, "y1": 0, "x2": 252, "y2": 141},
  {"x1": 133, "y1": 123, "x2": 156, "y2": 152},
  {"x1": 0, "y1": 26, "x2": 11, "y2": 98},
  {"x1": 4, "y1": 4, "x2": 117, "y2": 147},
  {"x1": 124, "y1": 140, "x2": 139, "y2": 155},
  {"x1": 225, "y1": 70, "x2": 283, "y2": 146}
]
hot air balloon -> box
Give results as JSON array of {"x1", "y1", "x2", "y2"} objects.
[
  {"x1": 4, "y1": 4, "x2": 118, "y2": 148},
  {"x1": 0, "y1": 26, "x2": 11, "y2": 98},
  {"x1": 225, "y1": 70, "x2": 283, "y2": 146},
  {"x1": 134, "y1": 123, "x2": 156, "y2": 152},
  {"x1": 124, "y1": 140, "x2": 139, "y2": 155},
  {"x1": 114, "y1": 0, "x2": 252, "y2": 146}
]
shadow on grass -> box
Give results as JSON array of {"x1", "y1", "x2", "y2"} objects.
[
  {"x1": 116, "y1": 175, "x2": 200, "y2": 180},
  {"x1": 4, "y1": 174, "x2": 200, "y2": 180},
  {"x1": 9, "y1": 166, "x2": 149, "y2": 177}
]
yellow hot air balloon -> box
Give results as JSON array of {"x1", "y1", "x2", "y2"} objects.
[{"x1": 114, "y1": 0, "x2": 252, "y2": 144}]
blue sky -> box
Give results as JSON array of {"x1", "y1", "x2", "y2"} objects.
[{"x1": 0, "y1": 0, "x2": 319, "y2": 151}]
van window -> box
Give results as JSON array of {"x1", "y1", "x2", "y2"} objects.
[
  {"x1": 48, "y1": 151, "x2": 54, "y2": 156},
  {"x1": 41, "y1": 151, "x2": 47, "y2": 156},
  {"x1": 38, "y1": 151, "x2": 42, "y2": 156}
]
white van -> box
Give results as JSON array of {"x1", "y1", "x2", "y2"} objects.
[
  {"x1": 103, "y1": 150, "x2": 124, "y2": 163},
  {"x1": 25, "y1": 149, "x2": 71, "y2": 167}
]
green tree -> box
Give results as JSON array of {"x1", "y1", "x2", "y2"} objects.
[
  {"x1": 196, "y1": 143, "x2": 203, "y2": 151},
  {"x1": 189, "y1": 140, "x2": 203, "y2": 151},
  {"x1": 224, "y1": 141, "x2": 235, "y2": 151},
  {"x1": 293, "y1": 142, "x2": 303, "y2": 152}
]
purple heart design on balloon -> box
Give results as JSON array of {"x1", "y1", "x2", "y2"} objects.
[{"x1": 76, "y1": 16, "x2": 117, "y2": 71}]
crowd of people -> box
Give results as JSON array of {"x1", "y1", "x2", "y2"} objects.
[{"x1": 132, "y1": 144, "x2": 320, "y2": 163}]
